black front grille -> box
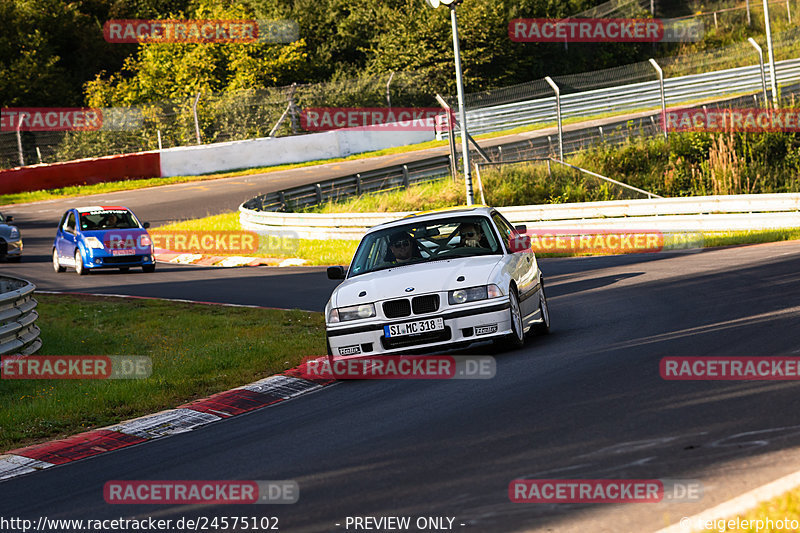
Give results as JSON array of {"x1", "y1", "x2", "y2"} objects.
[
  {"x1": 381, "y1": 327, "x2": 452, "y2": 350},
  {"x1": 102, "y1": 255, "x2": 143, "y2": 264},
  {"x1": 383, "y1": 299, "x2": 411, "y2": 318},
  {"x1": 412, "y1": 294, "x2": 439, "y2": 314}
]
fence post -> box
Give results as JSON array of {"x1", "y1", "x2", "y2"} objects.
[
  {"x1": 746, "y1": 0, "x2": 751, "y2": 24},
  {"x1": 16, "y1": 123, "x2": 24, "y2": 166},
  {"x1": 36, "y1": 146, "x2": 42, "y2": 164},
  {"x1": 386, "y1": 71, "x2": 395, "y2": 108},
  {"x1": 356, "y1": 173, "x2": 362, "y2": 195},
  {"x1": 288, "y1": 83, "x2": 299, "y2": 135},
  {"x1": 713, "y1": 11, "x2": 718, "y2": 29},
  {"x1": 598, "y1": 126, "x2": 604, "y2": 142},
  {"x1": 192, "y1": 92, "x2": 202, "y2": 144},
  {"x1": 648, "y1": 59, "x2": 667, "y2": 139},
  {"x1": 315, "y1": 183, "x2": 322, "y2": 204},
  {"x1": 497, "y1": 145, "x2": 503, "y2": 161},
  {"x1": 544, "y1": 76, "x2": 563, "y2": 160},
  {"x1": 748, "y1": 38, "x2": 769, "y2": 108},
  {"x1": 157, "y1": 129, "x2": 163, "y2": 150},
  {"x1": 402, "y1": 165, "x2": 410, "y2": 188},
  {"x1": 787, "y1": 0, "x2": 792, "y2": 23}
]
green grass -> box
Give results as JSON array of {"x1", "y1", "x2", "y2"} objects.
[
  {"x1": 720, "y1": 486, "x2": 800, "y2": 532},
  {"x1": 0, "y1": 293, "x2": 326, "y2": 452}
]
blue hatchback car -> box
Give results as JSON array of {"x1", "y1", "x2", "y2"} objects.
[{"x1": 53, "y1": 205, "x2": 156, "y2": 274}]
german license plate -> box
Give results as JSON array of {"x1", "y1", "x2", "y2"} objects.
[
  {"x1": 112, "y1": 249, "x2": 135, "y2": 256},
  {"x1": 384, "y1": 318, "x2": 444, "y2": 338}
]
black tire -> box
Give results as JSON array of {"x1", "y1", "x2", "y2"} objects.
[
  {"x1": 531, "y1": 281, "x2": 551, "y2": 335},
  {"x1": 7, "y1": 255, "x2": 21, "y2": 263},
  {"x1": 119, "y1": 267, "x2": 130, "y2": 272},
  {"x1": 53, "y1": 249, "x2": 65, "y2": 272},
  {"x1": 142, "y1": 264, "x2": 156, "y2": 273},
  {"x1": 495, "y1": 287, "x2": 525, "y2": 350},
  {"x1": 74, "y1": 249, "x2": 87, "y2": 275}
]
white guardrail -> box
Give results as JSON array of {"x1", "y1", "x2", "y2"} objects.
[
  {"x1": 0, "y1": 275, "x2": 41, "y2": 355},
  {"x1": 441, "y1": 58, "x2": 800, "y2": 138},
  {"x1": 239, "y1": 193, "x2": 800, "y2": 241}
]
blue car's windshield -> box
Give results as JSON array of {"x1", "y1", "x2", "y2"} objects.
[
  {"x1": 79, "y1": 209, "x2": 140, "y2": 230},
  {"x1": 349, "y1": 216, "x2": 501, "y2": 277}
]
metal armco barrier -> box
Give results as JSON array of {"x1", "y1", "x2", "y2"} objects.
[
  {"x1": 0, "y1": 275, "x2": 41, "y2": 355},
  {"x1": 239, "y1": 193, "x2": 800, "y2": 241}
]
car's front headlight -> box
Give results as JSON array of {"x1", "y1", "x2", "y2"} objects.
[
  {"x1": 8, "y1": 227, "x2": 19, "y2": 239},
  {"x1": 328, "y1": 303, "x2": 376, "y2": 323},
  {"x1": 448, "y1": 284, "x2": 503, "y2": 305},
  {"x1": 84, "y1": 236, "x2": 104, "y2": 249}
]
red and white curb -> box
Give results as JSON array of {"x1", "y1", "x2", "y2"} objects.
[
  {"x1": 154, "y1": 249, "x2": 307, "y2": 268},
  {"x1": 0, "y1": 362, "x2": 333, "y2": 482}
]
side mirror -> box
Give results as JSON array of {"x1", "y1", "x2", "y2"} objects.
[
  {"x1": 327, "y1": 266, "x2": 346, "y2": 280},
  {"x1": 5, "y1": 215, "x2": 13, "y2": 223},
  {"x1": 514, "y1": 224, "x2": 527, "y2": 232},
  {"x1": 143, "y1": 222, "x2": 151, "y2": 229}
]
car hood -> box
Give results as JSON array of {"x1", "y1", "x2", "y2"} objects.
[
  {"x1": 331, "y1": 255, "x2": 502, "y2": 308},
  {"x1": 0, "y1": 224, "x2": 19, "y2": 240}
]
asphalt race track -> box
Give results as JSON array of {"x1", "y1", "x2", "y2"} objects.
[{"x1": 3, "y1": 176, "x2": 800, "y2": 531}]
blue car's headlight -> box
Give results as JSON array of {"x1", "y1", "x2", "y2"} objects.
[
  {"x1": 448, "y1": 284, "x2": 502, "y2": 305},
  {"x1": 9, "y1": 227, "x2": 19, "y2": 239},
  {"x1": 84, "y1": 236, "x2": 104, "y2": 249}
]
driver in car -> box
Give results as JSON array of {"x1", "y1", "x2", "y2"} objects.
[
  {"x1": 458, "y1": 222, "x2": 489, "y2": 248},
  {"x1": 386, "y1": 231, "x2": 420, "y2": 264}
]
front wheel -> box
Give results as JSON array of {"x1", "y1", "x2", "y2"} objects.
[
  {"x1": 495, "y1": 287, "x2": 525, "y2": 350},
  {"x1": 531, "y1": 282, "x2": 550, "y2": 335},
  {"x1": 53, "y1": 249, "x2": 65, "y2": 272},
  {"x1": 74, "y1": 249, "x2": 87, "y2": 275}
]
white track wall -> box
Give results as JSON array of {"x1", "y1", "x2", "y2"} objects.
[{"x1": 158, "y1": 123, "x2": 436, "y2": 177}]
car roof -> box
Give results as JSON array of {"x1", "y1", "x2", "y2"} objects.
[
  {"x1": 366, "y1": 205, "x2": 495, "y2": 234},
  {"x1": 75, "y1": 205, "x2": 129, "y2": 213}
]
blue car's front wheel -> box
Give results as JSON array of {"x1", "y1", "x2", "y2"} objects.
[{"x1": 74, "y1": 249, "x2": 88, "y2": 275}]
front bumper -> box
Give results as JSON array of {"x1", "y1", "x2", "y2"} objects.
[
  {"x1": 326, "y1": 298, "x2": 511, "y2": 357},
  {"x1": 0, "y1": 238, "x2": 22, "y2": 258},
  {"x1": 82, "y1": 249, "x2": 154, "y2": 269}
]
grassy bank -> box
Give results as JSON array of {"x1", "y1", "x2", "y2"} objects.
[{"x1": 0, "y1": 294, "x2": 325, "y2": 452}]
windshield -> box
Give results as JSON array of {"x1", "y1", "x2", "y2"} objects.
[
  {"x1": 79, "y1": 209, "x2": 140, "y2": 230},
  {"x1": 349, "y1": 216, "x2": 501, "y2": 277}
]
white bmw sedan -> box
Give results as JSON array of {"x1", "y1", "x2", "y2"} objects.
[{"x1": 325, "y1": 206, "x2": 550, "y2": 359}]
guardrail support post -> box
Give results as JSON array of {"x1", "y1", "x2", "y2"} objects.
[
  {"x1": 648, "y1": 59, "x2": 667, "y2": 140},
  {"x1": 315, "y1": 183, "x2": 322, "y2": 204},
  {"x1": 713, "y1": 11, "x2": 718, "y2": 29},
  {"x1": 192, "y1": 92, "x2": 202, "y2": 145},
  {"x1": 787, "y1": 0, "x2": 792, "y2": 23},
  {"x1": 748, "y1": 37, "x2": 769, "y2": 108},
  {"x1": 497, "y1": 146, "x2": 503, "y2": 161},
  {"x1": 746, "y1": 0, "x2": 751, "y2": 24},
  {"x1": 544, "y1": 76, "x2": 563, "y2": 160},
  {"x1": 598, "y1": 126, "x2": 604, "y2": 143},
  {"x1": 402, "y1": 165, "x2": 410, "y2": 188},
  {"x1": 356, "y1": 173, "x2": 362, "y2": 195}
]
